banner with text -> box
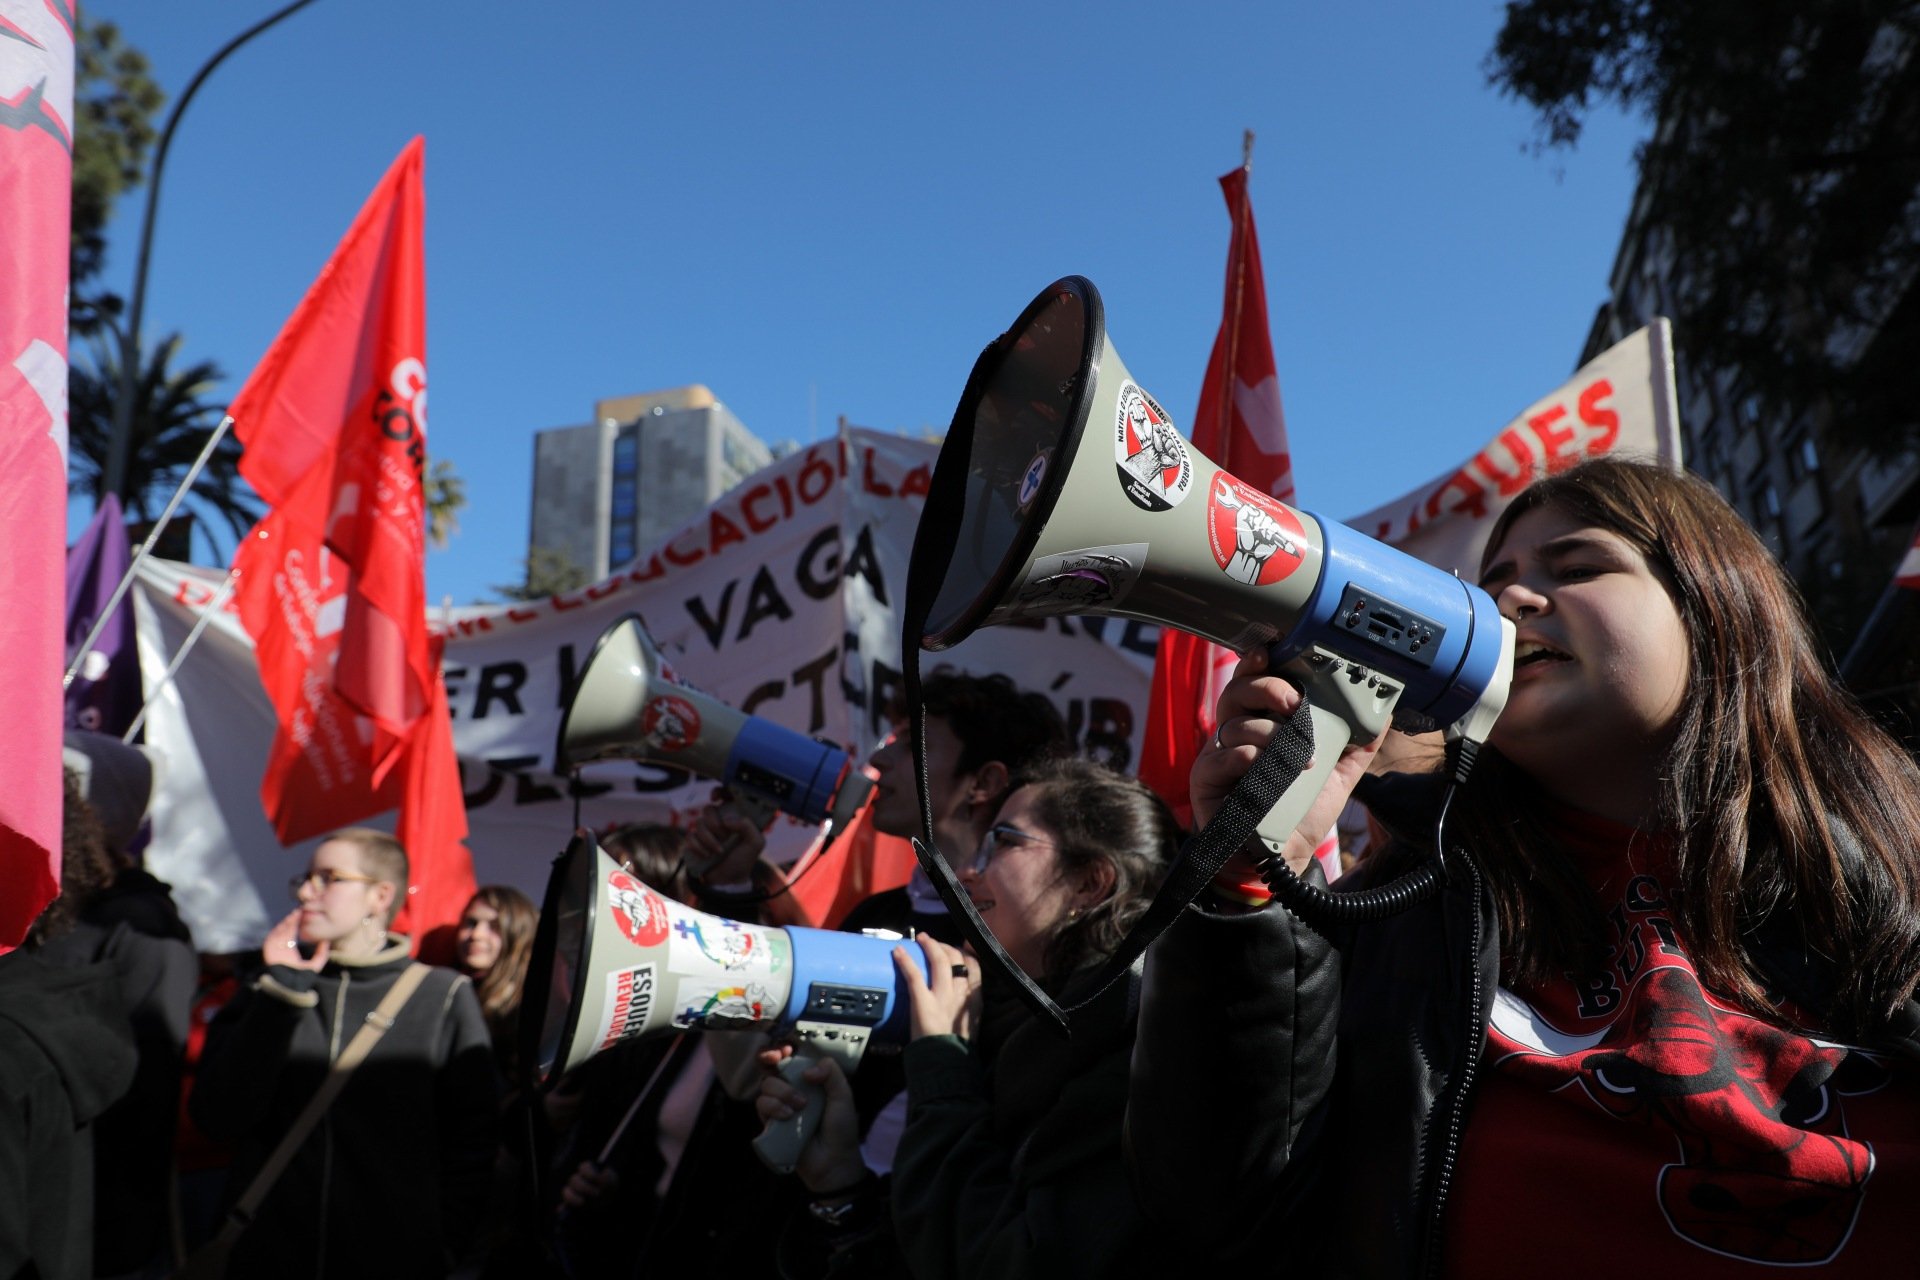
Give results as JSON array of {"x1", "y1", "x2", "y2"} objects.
[
  {"x1": 134, "y1": 426, "x2": 1158, "y2": 951},
  {"x1": 1347, "y1": 322, "x2": 1683, "y2": 576}
]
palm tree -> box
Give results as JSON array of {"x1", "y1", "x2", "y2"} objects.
[
  {"x1": 68, "y1": 330, "x2": 259, "y2": 561},
  {"x1": 424, "y1": 457, "x2": 466, "y2": 549}
]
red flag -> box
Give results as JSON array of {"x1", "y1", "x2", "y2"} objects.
[
  {"x1": 0, "y1": 6, "x2": 76, "y2": 948},
  {"x1": 230, "y1": 138, "x2": 471, "y2": 943},
  {"x1": 1137, "y1": 165, "x2": 1294, "y2": 830}
]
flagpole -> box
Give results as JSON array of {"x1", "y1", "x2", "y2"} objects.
[
  {"x1": 1219, "y1": 131, "x2": 1255, "y2": 474},
  {"x1": 64, "y1": 414, "x2": 239, "y2": 689},
  {"x1": 120, "y1": 566, "x2": 239, "y2": 742}
]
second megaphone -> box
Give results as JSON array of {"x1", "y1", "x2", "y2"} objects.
[
  {"x1": 523, "y1": 832, "x2": 936, "y2": 1173},
  {"x1": 556, "y1": 613, "x2": 875, "y2": 848}
]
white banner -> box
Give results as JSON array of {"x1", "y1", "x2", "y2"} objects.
[
  {"x1": 134, "y1": 326, "x2": 1681, "y2": 953},
  {"x1": 135, "y1": 426, "x2": 1157, "y2": 952},
  {"x1": 1346, "y1": 322, "x2": 1683, "y2": 575}
]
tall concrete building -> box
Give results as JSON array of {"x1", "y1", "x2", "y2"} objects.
[{"x1": 528, "y1": 385, "x2": 773, "y2": 581}]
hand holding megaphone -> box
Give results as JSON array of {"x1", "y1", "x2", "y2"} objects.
[
  {"x1": 1196, "y1": 648, "x2": 1387, "y2": 868},
  {"x1": 685, "y1": 787, "x2": 775, "y2": 884},
  {"x1": 754, "y1": 1048, "x2": 866, "y2": 1191}
]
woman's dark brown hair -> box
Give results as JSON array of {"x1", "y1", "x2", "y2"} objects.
[
  {"x1": 1008, "y1": 756, "x2": 1179, "y2": 984},
  {"x1": 461, "y1": 885, "x2": 538, "y2": 1046},
  {"x1": 1460, "y1": 456, "x2": 1920, "y2": 1037}
]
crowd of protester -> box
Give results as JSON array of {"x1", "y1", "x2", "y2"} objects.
[{"x1": 10, "y1": 458, "x2": 1920, "y2": 1278}]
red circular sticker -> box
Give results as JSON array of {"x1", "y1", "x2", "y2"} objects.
[
  {"x1": 606, "y1": 870, "x2": 671, "y2": 947},
  {"x1": 1207, "y1": 475, "x2": 1308, "y2": 586},
  {"x1": 641, "y1": 695, "x2": 700, "y2": 752}
]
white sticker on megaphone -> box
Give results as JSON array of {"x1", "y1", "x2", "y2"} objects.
[
  {"x1": 593, "y1": 962, "x2": 660, "y2": 1053},
  {"x1": 1114, "y1": 382, "x2": 1193, "y2": 511},
  {"x1": 672, "y1": 977, "x2": 777, "y2": 1030},
  {"x1": 1008, "y1": 542, "x2": 1149, "y2": 618}
]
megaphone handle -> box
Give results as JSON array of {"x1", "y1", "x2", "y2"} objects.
[
  {"x1": 1252, "y1": 651, "x2": 1396, "y2": 859},
  {"x1": 752, "y1": 1053, "x2": 825, "y2": 1175},
  {"x1": 685, "y1": 791, "x2": 783, "y2": 883}
]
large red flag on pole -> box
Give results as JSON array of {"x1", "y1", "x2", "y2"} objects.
[
  {"x1": 230, "y1": 137, "x2": 473, "y2": 942},
  {"x1": 1137, "y1": 155, "x2": 1296, "y2": 830},
  {"x1": 0, "y1": 3, "x2": 76, "y2": 949}
]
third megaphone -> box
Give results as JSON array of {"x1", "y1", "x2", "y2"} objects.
[
  {"x1": 556, "y1": 613, "x2": 874, "y2": 861},
  {"x1": 523, "y1": 833, "x2": 935, "y2": 1173}
]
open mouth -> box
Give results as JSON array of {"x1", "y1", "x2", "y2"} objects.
[{"x1": 1513, "y1": 640, "x2": 1570, "y2": 670}]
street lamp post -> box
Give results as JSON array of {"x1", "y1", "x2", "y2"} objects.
[{"x1": 100, "y1": 0, "x2": 319, "y2": 503}]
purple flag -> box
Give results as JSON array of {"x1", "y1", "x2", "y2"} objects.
[{"x1": 65, "y1": 494, "x2": 141, "y2": 736}]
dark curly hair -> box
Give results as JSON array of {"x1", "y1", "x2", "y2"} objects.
[
  {"x1": 897, "y1": 670, "x2": 1068, "y2": 778},
  {"x1": 26, "y1": 771, "x2": 116, "y2": 950}
]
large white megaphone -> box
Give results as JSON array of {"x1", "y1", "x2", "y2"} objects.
[
  {"x1": 913, "y1": 275, "x2": 1515, "y2": 873},
  {"x1": 556, "y1": 613, "x2": 874, "y2": 876},
  {"x1": 522, "y1": 832, "x2": 935, "y2": 1173}
]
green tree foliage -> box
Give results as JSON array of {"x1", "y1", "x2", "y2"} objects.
[
  {"x1": 1488, "y1": 1, "x2": 1920, "y2": 455},
  {"x1": 493, "y1": 546, "x2": 592, "y2": 602},
  {"x1": 67, "y1": 333, "x2": 257, "y2": 555},
  {"x1": 425, "y1": 457, "x2": 466, "y2": 549},
  {"x1": 70, "y1": 17, "x2": 164, "y2": 333}
]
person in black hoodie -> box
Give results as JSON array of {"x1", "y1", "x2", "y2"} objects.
[
  {"x1": 46, "y1": 730, "x2": 195, "y2": 1277},
  {"x1": 192, "y1": 827, "x2": 498, "y2": 1278},
  {"x1": 0, "y1": 772, "x2": 137, "y2": 1280}
]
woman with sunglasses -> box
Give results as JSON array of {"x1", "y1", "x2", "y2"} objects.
[
  {"x1": 756, "y1": 755, "x2": 1182, "y2": 1279},
  {"x1": 191, "y1": 828, "x2": 499, "y2": 1278}
]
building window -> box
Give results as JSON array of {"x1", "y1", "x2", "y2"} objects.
[
  {"x1": 611, "y1": 482, "x2": 637, "y2": 522},
  {"x1": 613, "y1": 431, "x2": 638, "y2": 478}
]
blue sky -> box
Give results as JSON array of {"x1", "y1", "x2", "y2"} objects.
[{"x1": 83, "y1": 0, "x2": 1645, "y2": 606}]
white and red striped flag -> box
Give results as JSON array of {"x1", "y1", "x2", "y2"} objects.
[
  {"x1": 1896, "y1": 527, "x2": 1920, "y2": 591},
  {"x1": 1138, "y1": 162, "x2": 1339, "y2": 873},
  {"x1": 0, "y1": 1, "x2": 75, "y2": 949},
  {"x1": 230, "y1": 138, "x2": 473, "y2": 947}
]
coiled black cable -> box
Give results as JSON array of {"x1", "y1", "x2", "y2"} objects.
[{"x1": 1252, "y1": 737, "x2": 1479, "y2": 926}]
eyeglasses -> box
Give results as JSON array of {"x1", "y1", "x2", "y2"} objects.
[
  {"x1": 289, "y1": 869, "x2": 378, "y2": 899},
  {"x1": 971, "y1": 824, "x2": 1056, "y2": 872}
]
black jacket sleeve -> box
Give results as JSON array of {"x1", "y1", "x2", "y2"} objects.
[{"x1": 1126, "y1": 898, "x2": 1341, "y2": 1258}]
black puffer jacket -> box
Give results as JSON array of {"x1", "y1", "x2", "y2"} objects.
[{"x1": 1127, "y1": 776, "x2": 1920, "y2": 1279}]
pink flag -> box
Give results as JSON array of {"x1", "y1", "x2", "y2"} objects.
[{"x1": 0, "y1": 1, "x2": 76, "y2": 949}]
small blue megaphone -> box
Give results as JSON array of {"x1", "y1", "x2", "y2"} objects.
[{"x1": 556, "y1": 613, "x2": 875, "y2": 876}]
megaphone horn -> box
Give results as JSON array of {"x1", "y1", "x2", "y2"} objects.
[
  {"x1": 556, "y1": 614, "x2": 876, "y2": 869},
  {"x1": 917, "y1": 277, "x2": 1515, "y2": 855},
  {"x1": 521, "y1": 833, "x2": 935, "y2": 1172}
]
